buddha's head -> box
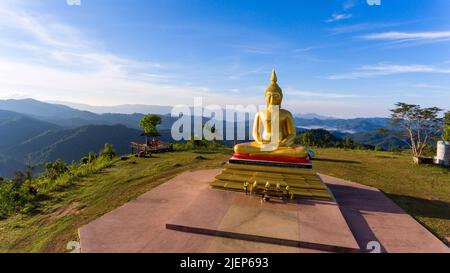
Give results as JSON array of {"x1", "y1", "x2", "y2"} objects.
[{"x1": 265, "y1": 69, "x2": 283, "y2": 107}]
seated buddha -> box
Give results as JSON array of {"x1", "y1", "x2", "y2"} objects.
[{"x1": 233, "y1": 70, "x2": 309, "y2": 163}]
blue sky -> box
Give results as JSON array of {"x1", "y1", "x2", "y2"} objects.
[{"x1": 0, "y1": 0, "x2": 449, "y2": 117}]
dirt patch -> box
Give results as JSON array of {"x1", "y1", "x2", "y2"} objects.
[
  {"x1": 42, "y1": 202, "x2": 81, "y2": 225},
  {"x1": 195, "y1": 156, "x2": 210, "y2": 160}
]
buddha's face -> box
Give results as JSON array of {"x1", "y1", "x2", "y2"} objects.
[{"x1": 266, "y1": 91, "x2": 282, "y2": 106}]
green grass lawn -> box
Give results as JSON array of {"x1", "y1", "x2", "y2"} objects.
[
  {"x1": 313, "y1": 148, "x2": 450, "y2": 244},
  {"x1": 0, "y1": 150, "x2": 231, "y2": 252},
  {"x1": 0, "y1": 148, "x2": 448, "y2": 252}
]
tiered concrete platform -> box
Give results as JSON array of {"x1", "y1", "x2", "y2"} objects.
[
  {"x1": 211, "y1": 163, "x2": 333, "y2": 201},
  {"x1": 79, "y1": 169, "x2": 449, "y2": 253},
  {"x1": 166, "y1": 189, "x2": 358, "y2": 253}
]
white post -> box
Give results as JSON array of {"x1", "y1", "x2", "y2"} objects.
[{"x1": 435, "y1": 141, "x2": 450, "y2": 166}]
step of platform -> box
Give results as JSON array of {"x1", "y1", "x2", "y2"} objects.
[{"x1": 211, "y1": 163, "x2": 333, "y2": 201}]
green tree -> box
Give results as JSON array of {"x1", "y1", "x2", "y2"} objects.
[
  {"x1": 375, "y1": 128, "x2": 389, "y2": 136},
  {"x1": 442, "y1": 111, "x2": 450, "y2": 142},
  {"x1": 342, "y1": 137, "x2": 355, "y2": 149},
  {"x1": 139, "y1": 114, "x2": 162, "y2": 144},
  {"x1": 300, "y1": 131, "x2": 314, "y2": 147},
  {"x1": 390, "y1": 102, "x2": 442, "y2": 159}
]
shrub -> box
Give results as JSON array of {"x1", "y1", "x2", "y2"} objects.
[
  {"x1": 88, "y1": 152, "x2": 97, "y2": 162},
  {"x1": 80, "y1": 157, "x2": 89, "y2": 165},
  {"x1": 173, "y1": 137, "x2": 226, "y2": 151},
  {"x1": 100, "y1": 143, "x2": 116, "y2": 159},
  {"x1": 44, "y1": 159, "x2": 69, "y2": 180},
  {"x1": 375, "y1": 145, "x2": 384, "y2": 151},
  {"x1": 390, "y1": 146, "x2": 402, "y2": 153},
  {"x1": 0, "y1": 180, "x2": 36, "y2": 216},
  {"x1": 342, "y1": 137, "x2": 356, "y2": 149},
  {"x1": 443, "y1": 111, "x2": 450, "y2": 142},
  {"x1": 13, "y1": 171, "x2": 26, "y2": 186},
  {"x1": 0, "y1": 152, "x2": 117, "y2": 218},
  {"x1": 443, "y1": 129, "x2": 450, "y2": 142}
]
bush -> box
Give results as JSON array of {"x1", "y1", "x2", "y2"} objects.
[
  {"x1": 44, "y1": 159, "x2": 69, "y2": 180},
  {"x1": 390, "y1": 146, "x2": 402, "y2": 153},
  {"x1": 0, "y1": 148, "x2": 118, "y2": 218},
  {"x1": 80, "y1": 152, "x2": 97, "y2": 165},
  {"x1": 443, "y1": 129, "x2": 450, "y2": 142},
  {"x1": 375, "y1": 145, "x2": 384, "y2": 151},
  {"x1": 0, "y1": 180, "x2": 37, "y2": 216},
  {"x1": 80, "y1": 157, "x2": 89, "y2": 165},
  {"x1": 443, "y1": 111, "x2": 450, "y2": 142},
  {"x1": 100, "y1": 143, "x2": 116, "y2": 159},
  {"x1": 88, "y1": 152, "x2": 97, "y2": 162},
  {"x1": 173, "y1": 137, "x2": 226, "y2": 151},
  {"x1": 294, "y1": 129, "x2": 358, "y2": 149}
]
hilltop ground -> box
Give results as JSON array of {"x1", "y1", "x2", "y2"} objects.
[{"x1": 0, "y1": 148, "x2": 448, "y2": 252}]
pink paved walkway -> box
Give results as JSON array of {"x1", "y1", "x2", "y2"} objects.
[
  {"x1": 79, "y1": 169, "x2": 449, "y2": 253},
  {"x1": 319, "y1": 174, "x2": 449, "y2": 253}
]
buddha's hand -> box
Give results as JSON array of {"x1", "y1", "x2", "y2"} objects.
[{"x1": 261, "y1": 142, "x2": 279, "y2": 152}]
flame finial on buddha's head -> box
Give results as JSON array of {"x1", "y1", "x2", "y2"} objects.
[{"x1": 265, "y1": 69, "x2": 283, "y2": 105}]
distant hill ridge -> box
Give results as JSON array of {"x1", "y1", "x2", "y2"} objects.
[
  {"x1": 3, "y1": 124, "x2": 143, "y2": 166},
  {"x1": 0, "y1": 98, "x2": 391, "y2": 132},
  {"x1": 0, "y1": 98, "x2": 403, "y2": 178},
  {"x1": 0, "y1": 110, "x2": 60, "y2": 150}
]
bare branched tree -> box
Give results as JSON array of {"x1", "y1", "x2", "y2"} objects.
[{"x1": 390, "y1": 102, "x2": 442, "y2": 158}]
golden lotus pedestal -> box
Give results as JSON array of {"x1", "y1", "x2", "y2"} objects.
[{"x1": 210, "y1": 158, "x2": 333, "y2": 202}]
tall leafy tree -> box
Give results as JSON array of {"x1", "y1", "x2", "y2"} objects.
[
  {"x1": 390, "y1": 102, "x2": 442, "y2": 158},
  {"x1": 139, "y1": 114, "x2": 162, "y2": 144}
]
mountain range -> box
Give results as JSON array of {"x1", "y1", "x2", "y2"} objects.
[
  {"x1": 50, "y1": 101, "x2": 337, "y2": 120},
  {"x1": 295, "y1": 117, "x2": 396, "y2": 133},
  {"x1": 49, "y1": 101, "x2": 174, "y2": 115},
  {"x1": 0, "y1": 98, "x2": 405, "y2": 178}
]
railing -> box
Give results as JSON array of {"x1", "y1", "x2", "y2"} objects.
[{"x1": 130, "y1": 141, "x2": 172, "y2": 155}]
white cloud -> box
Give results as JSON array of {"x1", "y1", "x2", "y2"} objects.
[
  {"x1": 283, "y1": 99, "x2": 389, "y2": 118},
  {"x1": 360, "y1": 31, "x2": 450, "y2": 42},
  {"x1": 329, "y1": 22, "x2": 400, "y2": 35},
  {"x1": 285, "y1": 89, "x2": 359, "y2": 99},
  {"x1": 228, "y1": 68, "x2": 266, "y2": 80},
  {"x1": 398, "y1": 83, "x2": 446, "y2": 90},
  {"x1": 342, "y1": 0, "x2": 357, "y2": 10},
  {"x1": 293, "y1": 47, "x2": 316, "y2": 52},
  {"x1": 327, "y1": 63, "x2": 450, "y2": 80},
  {"x1": 325, "y1": 13, "x2": 352, "y2": 23},
  {"x1": 0, "y1": 92, "x2": 32, "y2": 100},
  {"x1": 0, "y1": 2, "x2": 229, "y2": 106}
]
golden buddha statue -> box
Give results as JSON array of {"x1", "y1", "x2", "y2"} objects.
[
  {"x1": 233, "y1": 70, "x2": 309, "y2": 162},
  {"x1": 211, "y1": 70, "x2": 328, "y2": 201}
]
